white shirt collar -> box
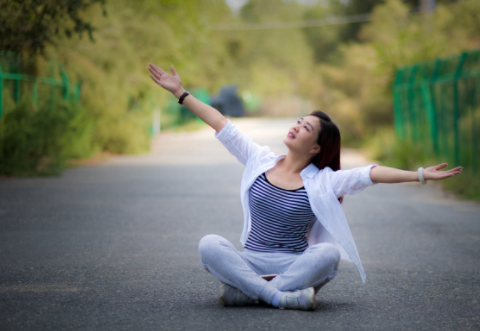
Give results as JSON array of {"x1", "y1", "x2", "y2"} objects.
[{"x1": 275, "y1": 153, "x2": 319, "y2": 179}]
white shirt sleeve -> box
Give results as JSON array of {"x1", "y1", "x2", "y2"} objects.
[
  {"x1": 214, "y1": 119, "x2": 262, "y2": 166},
  {"x1": 330, "y1": 164, "x2": 379, "y2": 197}
]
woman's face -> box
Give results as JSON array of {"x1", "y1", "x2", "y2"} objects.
[{"x1": 283, "y1": 115, "x2": 321, "y2": 157}]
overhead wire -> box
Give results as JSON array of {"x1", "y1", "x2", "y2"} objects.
[
  {"x1": 213, "y1": 11, "x2": 423, "y2": 31},
  {"x1": 214, "y1": 13, "x2": 371, "y2": 31}
]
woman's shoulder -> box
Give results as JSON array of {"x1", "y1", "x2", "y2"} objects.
[
  {"x1": 305, "y1": 164, "x2": 333, "y2": 178},
  {"x1": 309, "y1": 166, "x2": 335, "y2": 188}
]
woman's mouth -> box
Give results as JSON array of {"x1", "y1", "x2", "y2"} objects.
[{"x1": 288, "y1": 131, "x2": 295, "y2": 138}]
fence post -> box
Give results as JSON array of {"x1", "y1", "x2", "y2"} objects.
[
  {"x1": 429, "y1": 59, "x2": 440, "y2": 154},
  {"x1": 73, "y1": 82, "x2": 81, "y2": 104},
  {"x1": 470, "y1": 77, "x2": 480, "y2": 176},
  {"x1": 0, "y1": 65, "x2": 3, "y2": 119},
  {"x1": 453, "y1": 52, "x2": 467, "y2": 166},
  {"x1": 32, "y1": 79, "x2": 38, "y2": 106},
  {"x1": 473, "y1": 75, "x2": 479, "y2": 175},
  {"x1": 407, "y1": 66, "x2": 418, "y2": 142},
  {"x1": 60, "y1": 70, "x2": 70, "y2": 101},
  {"x1": 14, "y1": 77, "x2": 20, "y2": 103},
  {"x1": 421, "y1": 82, "x2": 436, "y2": 153},
  {"x1": 393, "y1": 69, "x2": 404, "y2": 139}
]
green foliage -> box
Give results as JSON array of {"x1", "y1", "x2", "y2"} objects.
[
  {"x1": 311, "y1": 0, "x2": 480, "y2": 145},
  {"x1": 0, "y1": 0, "x2": 106, "y2": 57},
  {"x1": 301, "y1": 3, "x2": 343, "y2": 64},
  {"x1": 362, "y1": 127, "x2": 480, "y2": 202},
  {"x1": 332, "y1": 0, "x2": 384, "y2": 42},
  {"x1": 442, "y1": 168, "x2": 480, "y2": 202},
  {"x1": 0, "y1": 98, "x2": 95, "y2": 176},
  {"x1": 362, "y1": 126, "x2": 436, "y2": 170},
  {"x1": 360, "y1": 0, "x2": 480, "y2": 88},
  {"x1": 1, "y1": 0, "x2": 479, "y2": 196}
]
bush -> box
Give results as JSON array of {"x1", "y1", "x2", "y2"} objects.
[
  {"x1": 0, "y1": 99, "x2": 95, "y2": 176},
  {"x1": 363, "y1": 128, "x2": 479, "y2": 202},
  {"x1": 362, "y1": 127, "x2": 435, "y2": 170}
]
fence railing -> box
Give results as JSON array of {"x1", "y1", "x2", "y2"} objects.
[
  {"x1": 0, "y1": 63, "x2": 81, "y2": 119},
  {"x1": 393, "y1": 49, "x2": 480, "y2": 172}
]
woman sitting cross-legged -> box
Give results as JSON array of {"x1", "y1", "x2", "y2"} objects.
[{"x1": 148, "y1": 63, "x2": 463, "y2": 311}]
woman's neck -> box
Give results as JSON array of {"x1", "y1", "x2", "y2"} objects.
[{"x1": 278, "y1": 151, "x2": 311, "y2": 174}]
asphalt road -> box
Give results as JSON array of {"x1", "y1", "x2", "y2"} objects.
[{"x1": 1, "y1": 118, "x2": 479, "y2": 330}]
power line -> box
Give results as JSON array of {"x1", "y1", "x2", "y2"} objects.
[
  {"x1": 214, "y1": 13, "x2": 371, "y2": 31},
  {"x1": 214, "y1": 11, "x2": 423, "y2": 31}
]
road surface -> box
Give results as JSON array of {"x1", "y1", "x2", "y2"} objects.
[{"x1": 1, "y1": 118, "x2": 479, "y2": 330}]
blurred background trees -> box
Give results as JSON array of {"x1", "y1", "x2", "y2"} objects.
[
  {"x1": 1, "y1": 0, "x2": 479, "y2": 194},
  {"x1": 0, "y1": 0, "x2": 107, "y2": 56}
]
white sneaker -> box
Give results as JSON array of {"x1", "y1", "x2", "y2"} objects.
[
  {"x1": 218, "y1": 283, "x2": 259, "y2": 306},
  {"x1": 278, "y1": 287, "x2": 316, "y2": 311}
]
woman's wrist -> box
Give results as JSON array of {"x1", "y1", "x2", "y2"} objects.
[
  {"x1": 173, "y1": 87, "x2": 186, "y2": 99},
  {"x1": 418, "y1": 167, "x2": 427, "y2": 184}
]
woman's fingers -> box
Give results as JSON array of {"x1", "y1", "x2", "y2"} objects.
[
  {"x1": 443, "y1": 166, "x2": 463, "y2": 175},
  {"x1": 426, "y1": 163, "x2": 462, "y2": 172},
  {"x1": 425, "y1": 165, "x2": 463, "y2": 180},
  {"x1": 148, "y1": 66, "x2": 160, "y2": 78},
  {"x1": 170, "y1": 65, "x2": 178, "y2": 77},
  {"x1": 148, "y1": 68, "x2": 159, "y2": 80},
  {"x1": 423, "y1": 163, "x2": 460, "y2": 179},
  {"x1": 149, "y1": 63, "x2": 165, "y2": 74},
  {"x1": 149, "y1": 66, "x2": 164, "y2": 78},
  {"x1": 149, "y1": 64, "x2": 167, "y2": 79},
  {"x1": 448, "y1": 166, "x2": 462, "y2": 173},
  {"x1": 435, "y1": 163, "x2": 448, "y2": 170},
  {"x1": 149, "y1": 74, "x2": 162, "y2": 86},
  {"x1": 148, "y1": 64, "x2": 182, "y2": 94}
]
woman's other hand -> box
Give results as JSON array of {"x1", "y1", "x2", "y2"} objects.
[
  {"x1": 423, "y1": 163, "x2": 463, "y2": 181},
  {"x1": 148, "y1": 63, "x2": 183, "y2": 96}
]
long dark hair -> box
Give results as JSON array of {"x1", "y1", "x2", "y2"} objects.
[{"x1": 309, "y1": 110, "x2": 343, "y2": 203}]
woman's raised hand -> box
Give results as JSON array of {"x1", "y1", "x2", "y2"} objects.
[
  {"x1": 148, "y1": 63, "x2": 183, "y2": 95},
  {"x1": 423, "y1": 163, "x2": 463, "y2": 181}
]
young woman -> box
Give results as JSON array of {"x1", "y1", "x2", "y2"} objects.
[{"x1": 148, "y1": 64, "x2": 463, "y2": 311}]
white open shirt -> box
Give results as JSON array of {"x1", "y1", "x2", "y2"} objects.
[{"x1": 215, "y1": 119, "x2": 378, "y2": 282}]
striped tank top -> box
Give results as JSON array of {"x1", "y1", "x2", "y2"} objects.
[{"x1": 244, "y1": 172, "x2": 317, "y2": 253}]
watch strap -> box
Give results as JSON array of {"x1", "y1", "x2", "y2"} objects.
[{"x1": 178, "y1": 91, "x2": 190, "y2": 104}]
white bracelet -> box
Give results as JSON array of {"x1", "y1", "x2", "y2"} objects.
[{"x1": 418, "y1": 167, "x2": 427, "y2": 185}]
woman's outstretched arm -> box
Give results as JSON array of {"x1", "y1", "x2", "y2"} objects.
[
  {"x1": 148, "y1": 63, "x2": 227, "y2": 133},
  {"x1": 370, "y1": 163, "x2": 463, "y2": 184}
]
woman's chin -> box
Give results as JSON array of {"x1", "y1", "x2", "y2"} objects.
[{"x1": 283, "y1": 138, "x2": 294, "y2": 149}]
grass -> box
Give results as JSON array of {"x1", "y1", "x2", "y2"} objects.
[
  {"x1": 362, "y1": 127, "x2": 480, "y2": 203},
  {"x1": 64, "y1": 118, "x2": 207, "y2": 169}
]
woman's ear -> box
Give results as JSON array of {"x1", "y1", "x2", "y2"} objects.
[{"x1": 310, "y1": 144, "x2": 321, "y2": 155}]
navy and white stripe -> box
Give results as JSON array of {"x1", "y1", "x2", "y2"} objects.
[{"x1": 244, "y1": 172, "x2": 317, "y2": 253}]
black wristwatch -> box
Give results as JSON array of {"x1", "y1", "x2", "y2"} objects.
[{"x1": 178, "y1": 91, "x2": 190, "y2": 104}]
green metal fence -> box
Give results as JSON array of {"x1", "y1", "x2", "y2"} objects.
[
  {"x1": 152, "y1": 87, "x2": 210, "y2": 133},
  {"x1": 393, "y1": 49, "x2": 480, "y2": 172},
  {"x1": 0, "y1": 54, "x2": 81, "y2": 119}
]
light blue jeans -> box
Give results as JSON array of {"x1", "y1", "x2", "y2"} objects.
[{"x1": 199, "y1": 234, "x2": 341, "y2": 305}]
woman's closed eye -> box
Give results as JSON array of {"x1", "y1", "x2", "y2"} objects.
[{"x1": 297, "y1": 120, "x2": 309, "y2": 131}]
